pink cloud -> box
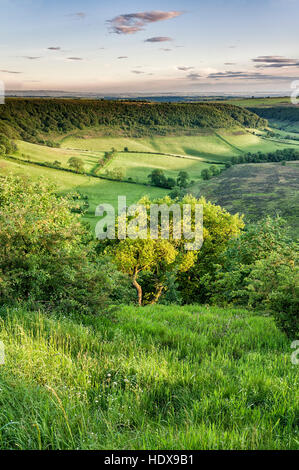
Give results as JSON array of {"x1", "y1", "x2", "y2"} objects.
[{"x1": 108, "y1": 10, "x2": 183, "y2": 34}]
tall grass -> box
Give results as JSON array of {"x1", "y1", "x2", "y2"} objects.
[{"x1": 0, "y1": 304, "x2": 297, "y2": 450}]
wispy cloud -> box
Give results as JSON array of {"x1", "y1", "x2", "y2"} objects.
[
  {"x1": 108, "y1": 10, "x2": 183, "y2": 34},
  {"x1": 252, "y1": 55, "x2": 299, "y2": 68},
  {"x1": 67, "y1": 57, "x2": 84, "y2": 61},
  {"x1": 0, "y1": 69, "x2": 22, "y2": 74},
  {"x1": 186, "y1": 72, "x2": 201, "y2": 80},
  {"x1": 22, "y1": 56, "x2": 41, "y2": 60},
  {"x1": 117, "y1": 56, "x2": 128, "y2": 59},
  {"x1": 208, "y1": 70, "x2": 297, "y2": 80},
  {"x1": 48, "y1": 47, "x2": 61, "y2": 51},
  {"x1": 131, "y1": 70, "x2": 145, "y2": 74},
  {"x1": 145, "y1": 36, "x2": 172, "y2": 43},
  {"x1": 68, "y1": 12, "x2": 86, "y2": 20},
  {"x1": 177, "y1": 66, "x2": 194, "y2": 71}
]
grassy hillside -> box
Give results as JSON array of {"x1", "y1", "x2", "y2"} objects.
[
  {"x1": 216, "y1": 97, "x2": 299, "y2": 133},
  {"x1": 0, "y1": 304, "x2": 297, "y2": 450},
  {"x1": 193, "y1": 162, "x2": 299, "y2": 234},
  {"x1": 60, "y1": 130, "x2": 292, "y2": 161},
  {"x1": 220, "y1": 97, "x2": 292, "y2": 108},
  {"x1": 16, "y1": 140, "x2": 105, "y2": 173},
  {"x1": 14, "y1": 140, "x2": 215, "y2": 184},
  {"x1": 0, "y1": 158, "x2": 167, "y2": 228}
]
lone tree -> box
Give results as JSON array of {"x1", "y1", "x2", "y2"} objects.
[
  {"x1": 109, "y1": 238, "x2": 177, "y2": 306},
  {"x1": 201, "y1": 168, "x2": 212, "y2": 180},
  {"x1": 148, "y1": 169, "x2": 167, "y2": 187},
  {"x1": 176, "y1": 171, "x2": 190, "y2": 188},
  {"x1": 68, "y1": 157, "x2": 84, "y2": 173},
  {"x1": 105, "y1": 195, "x2": 244, "y2": 306}
]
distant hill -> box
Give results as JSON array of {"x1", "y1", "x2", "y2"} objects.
[
  {"x1": 193, "y1": 161, "x2": 299, "y2": 236},
  {"x1": 0, "y1": 99, "x2": 267, "y2": 144}
]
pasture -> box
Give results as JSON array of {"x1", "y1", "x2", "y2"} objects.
[
  {"x1": 0, "y1": 157, "x2": 167, "y2": 229},
  {"x1": 60, "y1": 130, "x2": 291, "y2": 161}
]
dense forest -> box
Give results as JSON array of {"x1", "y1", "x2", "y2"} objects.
[
  {"x1": 248, "y1": 106, "x2": 299, "y2": 125},
  {"x1": 0, "y1": 99, "x2": 267, "y2": 143}
]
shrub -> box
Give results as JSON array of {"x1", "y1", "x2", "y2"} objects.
[
  {"x1": 211, "y1": 217, "x2": 299, "y2": 338},
  {"x1": 246, "y1": 251, "x2": 298, "y2": 338},
  {"x1": 0, "y1": 176, "x2": 121, "y2": 314}
]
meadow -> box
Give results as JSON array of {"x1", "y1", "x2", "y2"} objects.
[
  {"x1": 0, "y1": 304, "x2": 297, "y2": 450},
  {"x1": 60, "y1": 129, "x2": 293, "y2": 160},
  {"x1": 0, "y1": 157, "x2": 167, "y2": 228}
]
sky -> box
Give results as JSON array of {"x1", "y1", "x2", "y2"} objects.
[{"x1": 0, "y1": 0, "x2": 299, "y2": 94}]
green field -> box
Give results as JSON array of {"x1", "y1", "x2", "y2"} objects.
[
  {"x1": 101, "y1": 152, "x2": 216, "y2": 183},
  {"x1": 0, "y1": 303, "x2": 297, "y2": 450},
  {"x1": 60, "y1": 130, "x2": 292, "y2": 160},
  {"x1": 16, "y1": 140, "x2": 105, "y2": 173},
  {"x1": 15, "y1": 140, "x2": 217, "y2": 184},
  {"x1": 220, "y1": 97, "x2": 292, "y2": 107}
]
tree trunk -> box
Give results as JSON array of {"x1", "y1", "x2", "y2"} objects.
[
  {"x1": 150, "y1": 284, "x2": 164, "y2": 305},
  {"x1": 132, "y1": 271, "x2": 142, "y2": 306}
]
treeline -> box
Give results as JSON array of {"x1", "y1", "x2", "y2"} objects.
[
  {"x1": 148, "y1": 169, "x2": 191, "y2": 189},
  {"x1": 200, "y1": 148, "x2": 299, "y2": 181},
  {"x1": 0, "y1": 99, "x2": 267, "y2": 143},
  {"x1": 229, "y1": 148, "x2": 299, "y2": 165}
]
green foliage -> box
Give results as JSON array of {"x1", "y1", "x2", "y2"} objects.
[
  {"x1": 105, "y1": 195, "x2": 243, "y2": 306},
  {"x1": 201, "y1": 164, "x2": 223, "y2": 180},
  {"x1": 249, "y1": 106, "x2": 299, "y2": 125},
  {"x1": 246, "y1": 252, "x2": 298, "y2": 338},
  {"x1": 0, "y1": 133, "x2": 17, "y2": 154},
  {"x1": 106, "y1": 237, "x2": 178, "y2": 306},
  {"x1": 231, "y1": 148, "x2": 299, "y2": 165},
  {"x1": 168, "y1": 186, "x2": 187, "y2": 200},
  {"x1": 211, "y1": 217, "x2": 299, "y2": 338},
  {"x1": 176, "y1": 170, "x2": 190, "y2": 188},
  {"x1": 201, "y1": 168, "x2": 212, "y2": 180},
  {"x1": 148, "y1": 169, "x2": 176, "y2": 189},
  {"x1": 177, "y1": 200, "x2": 244, "y2": 304},
  {"x1": 0, "y1": 99, "x2": 267, "y2": 143},
  {"x1": 68, "y1": 156, "x2": 84, "y2": 173},
  {"x1": 0, "y1": 176, "x2": 120, "y2": 314}
]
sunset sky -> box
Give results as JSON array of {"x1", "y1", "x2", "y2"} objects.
[{"x1": 1, "y1": 0, "x2": 299, "y2": 94}]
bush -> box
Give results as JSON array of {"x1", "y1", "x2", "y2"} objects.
[
  {"x1": 0, "y1": 176, "x2": 121, "y2": 314},
  {"x1": 0, "y1": 133, "x2": 18, "y2": 154},
  {"x1": 246, "y1": 251, "x2": 298, "y2": 338},
  {"x1": 211, "y1": 217, "x2": 299, "y2": 338}
]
